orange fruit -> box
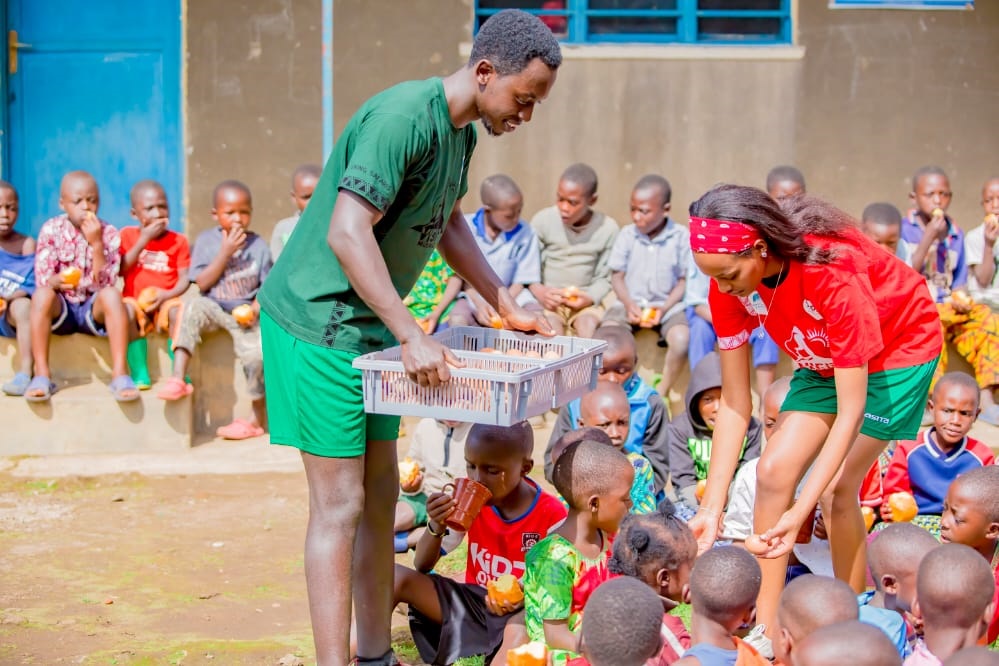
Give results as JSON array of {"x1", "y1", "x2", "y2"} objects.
[
  {"x1": 524, "y1": 350, "x2": 542, "y2": 359},
  {"x1": 0, "y1": 298, "x2": 6, "y2": 317},
  {"x1": 695, "y1": 479, "x2": 707, "y2": 502},
  {"x1": 486, "y1": 573, "x2": 524, "y2": 606},
  {"x1": 932, "y1": 207, "x2": 944, "y2": 218},
  {"x1": 640, "y1": 306, "x2": 661, "y2": 328},
  {"x1": 542, "y1": 349, "x2": 562, "y2": 360},
  {"x1": 744, "y1": 534, "x2": 769, "y2": 556},
  {"x1": 232, "y1": 304, "x2": 255, "y2": 326},
  {"x1": 507, "y1": 642, "x2": 547, "y2": 666},
  {"x1": 505, "y1": 348, "x2": 524, "y2": 357},
  {"x1": 888, "y1": 491, "x2": 918, "y2": 522},
  {"x1": 861, "y1": 506, "x2": 875, "y2": 532},
  {"x1": 489, "y1": 315, "x2": 503, "y2": 329},
  {"x1": 398, "y1": 457, "x2": 420, "y2": 487},
  {"x1": 986, "y1": 213, "x2": 998, "y2": 227},
  {"x1": 480, "y1": 347, "x2": 497, "y2": 355},
  {"x1": 951, "y1": 290, "x2": 974, "y2": 307},
  {"x1": 137, "y1": 286, "x2": 160, "y2": 311},
  {"x1": 60, "y1": 266, "x2": 82, "y2": 287}
]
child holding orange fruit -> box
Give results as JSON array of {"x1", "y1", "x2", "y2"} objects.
[
  {"x1": 389, "y1": 422, "x2": 566, "y2": 666},
  {"x1": 119, "y1": 180, "x2": 191, "y2": 390},
  {"x1": 0, "y1": 181, "x2": 37, "y2": 397},
  {"x1": 881, "y1": 372, "x2": 991, "y2": 539},
  {"x1": 28, "y1": 171, "x2": 138, "y2": 402},
  {"x1": 157, "y1": 180, "x2": 272, "y2": 440}
]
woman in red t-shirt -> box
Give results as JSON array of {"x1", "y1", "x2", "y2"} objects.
[{"x1": 685, "y1": 184, "x2": 942, "y2": 634}]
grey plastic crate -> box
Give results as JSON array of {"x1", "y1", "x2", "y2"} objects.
[{"x1": 352, "y1": 327, "x2": 607, "y2": 426}]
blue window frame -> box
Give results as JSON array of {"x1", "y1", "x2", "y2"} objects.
[
  {"x1": 474, "y1": 1, "x2": 793, "y2": 45},
  {"x1": 829, "y1": 1, "x2": 971, "y2": 8}
]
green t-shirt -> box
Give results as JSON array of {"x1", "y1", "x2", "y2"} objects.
[
  {"x1": 523, "y1": 534, "x2": 612, "y2": 666},
  {"x1": 259, "y1": 77, "x2": 476, "y2": 353}
]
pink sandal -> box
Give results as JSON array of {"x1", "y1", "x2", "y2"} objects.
[
  {"x1": 157, "y1": 376, "x2": 193, "y2": 401},
  {"x1": 216, "y1": 418, "x2": 265, "y2": 440}
]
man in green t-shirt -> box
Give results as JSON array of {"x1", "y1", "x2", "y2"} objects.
[{"x1": 257, "y1": 10, "x2": 562, "y2": 666}]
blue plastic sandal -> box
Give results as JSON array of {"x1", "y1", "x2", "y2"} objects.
[
  {"x1": 2, "y1": 372, "x2": 31, "y2": 396},
  {"x1": 24, "y1": 376, "x2": 56, "y2": 403},
  {"x1": 109, "y1": 375, "x2": 140, "y2": 403}
]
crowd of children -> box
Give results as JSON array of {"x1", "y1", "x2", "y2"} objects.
[
  {"x1": 0, "y1": 165, "x2": 319, "y2": 439},
  {"x1": 366, "y1": 162, "x2": 999, "y2": 665}
]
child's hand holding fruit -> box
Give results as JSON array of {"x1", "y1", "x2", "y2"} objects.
[{"x1": 484, "y1": 573, "x2": 524, "y2": 616}]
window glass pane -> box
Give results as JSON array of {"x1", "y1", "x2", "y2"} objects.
[
  {"x1": 589, "y1": 16, "x2": 678, "y2": 35},
  {"x1": 698, "y1": 16, "x2": 781, "y2": 40},
  {"x1": 697, "y1": 0, "x2": 781, "y2": 9},
  {"x1": 477, "y1": 0, "x2": 548, "y2": 8},
  {"x1": 476, "y1": 0, "x2": 568, "y2": 37},
  {"x1": 589, "y1": 0, "x2": 678, "y2": 9}
]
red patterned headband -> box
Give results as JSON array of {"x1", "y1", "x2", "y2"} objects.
[{"x1": 689, "y1": 217, "x2": 761, "y2": 254}]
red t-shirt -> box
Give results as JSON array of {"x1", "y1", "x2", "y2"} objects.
[
  {"x1": 119, "y1": 227, "x2": 191, "y2": 298},
  {"x1": 709, "y1": 230, "x2": 941, "y2": 376},
  {"x1": 464, "y1": 479, "x2": 567, "y2": 586},
  {"x1": 989, "y1": 559, "x2": 999, "y2": 644}
]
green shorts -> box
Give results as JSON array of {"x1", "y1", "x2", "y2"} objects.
[
  {"x1": 398, "y1": 492, "x2": 429, "y2": 526},
  {"x1": 780, "y1": 358, "x2": 937, "y2": 441},
  {"x1": 260, "y1": 311, "x2": 400, "y2": 458}
]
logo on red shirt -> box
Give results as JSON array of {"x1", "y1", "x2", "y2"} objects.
[{"x1": 784, "y1": 326, "x2": 833, "y2": 371}]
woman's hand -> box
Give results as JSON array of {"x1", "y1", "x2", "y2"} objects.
[
  {"x1": 687, "y1": 509, "x2": 722, "y2": 555},
  {"x1": 756, "y1": 509, "x2": 804, "y2": 559}
]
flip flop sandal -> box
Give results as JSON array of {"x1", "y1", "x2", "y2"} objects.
[
  {"x1": 156, "y1": 376, "x2": 193, "y2": 401},
  {"x1": 2, "y1": 372, "x2": 32, "y2": 396},
  {"x1": 109, "y1": 375, "x2": 141, "y2": 403},
  {"x1": 215, "y1": 418, "x2": 265, "y2": 440},
  {"x1": 24, "y1": 376, "x2": 57, "y2": 403}
]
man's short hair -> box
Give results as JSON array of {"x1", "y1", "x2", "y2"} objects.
[
  {"x1": 552, "y1": 439, "x2": 631, "y2": 508},
  {"x1": 796, "y1": 621, "x2": 902, "y2": 666},
  {"x1": 951, "y1": 465, "x2": 999, "y2": 523},
  {"x1": 917, "y1": 543, "x2": 994, "y2": 631},
  {"x1": 470, "y1": 9, "x2": 562, "y2": 76},
  {"x1": 911, "y1": 165, "x2": 949, "y2": 191},
  {"x1": 480, "y1": 174, "x2": 522, "y2": 208},
  {"x1": 777, "y1": 574, "x2": 858, "y2": 640},
  {"x1": 867, "y1": 523, "x2": 940, "y2": 590},
  {"x1": 633, "y1": 174, "x2": 672, "y2": 205}
]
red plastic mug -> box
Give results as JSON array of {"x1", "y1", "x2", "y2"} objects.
[{"x1": 442, "y1": 478, "x2": 492, "y2": 532}]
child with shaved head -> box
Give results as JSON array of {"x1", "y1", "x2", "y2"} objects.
[
  {"x1": 576, "y1": 380, "x2": 657, "y2": 514},
  {"x1": 939, "y1": 465, "x2": 999, "y2": 646},
  {"x1": 794, "y1": 620, "x2": 902, "y2": 666},
  {"x1": 579, "y1": 576, "x2": 667, "y2": 666},
  {"x1": 863, "y1": 523, "x2": 941, "y2": 657},
  {"x1": 907, "y1": 544, "x2": 995, "y2": 664},
  {"x1": 774, "y1": 574, "x2": 859, "y2": 665},
  {"x1": 546, "y1": 325, "x2": 670, "y2": 493},
  {"x1": 450, "y1": 173, "x2": 542, "y2": 327},
  {"x1": 674, "y1": 546, "x2": 769, "y2": 665},
  {"x1": 523, "y1": 439, "x2": 634, "y2": 665}
]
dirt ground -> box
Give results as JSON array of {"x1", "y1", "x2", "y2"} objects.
[
  {"x1": 0, "y1": 417, "x2": 554, "y2": 666},
  {"x1": 2, "y1": 417, "x2": 996, "y2": 666}
]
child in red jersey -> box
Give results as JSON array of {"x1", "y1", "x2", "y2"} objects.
[
  {"x1": 390, "y1": 421, "x2": 566, "y2": 666},
  {"x1": 685, "y1": 185, "x2": 942, "y2": 639}
]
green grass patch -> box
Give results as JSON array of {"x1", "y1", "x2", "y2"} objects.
[{"x1": 432, "y1": 540, "x2": 468, "y2": 577}]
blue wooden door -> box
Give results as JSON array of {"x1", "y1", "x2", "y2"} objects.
[{"x1": 4, "y1": 0, "x2": 182, "y2": 237}]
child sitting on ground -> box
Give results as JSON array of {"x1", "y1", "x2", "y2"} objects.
[
  {"x1": 119, "y1": 180, "x2": 191, "y2": 390},
  {"x1": 608, "y1": 504, "x2": 699, "y2": 664},
  {"x1": 0, "y1": 181, "x2": 36, "y2": 396},
  {"x1": 394, "y1": 418, "x2": 472, "y2": 552},
  {"x1": 863, "y1": 523, "x2": 940, "y2": 658},
  {"x1": 576, "y1": 380, "x2": 657, "y2": 514},
  {"x1": 577, "y1": 577, "x2": 669, "y2": 666},
  {"x1": 28, "y1": 170, "x2": 138, "y2": 403},
  {"x1": 668, "y1": 352, "x2": 763, "y2": 508},
  {"x1": 939, "y1": 465, "x2": 999, "y2": 646},
  {"x1": 404, "y1": 248, "x2": 462, "y2": 334},
  {"x1": 795, "y1": 621, "x2": 902, "y2": 666},
  {"x1": 529, "y1": 163, "x2": 619, "y2": 338},
  {"x1": 392, "y1": 422, "x2": 566, "y2": 666},
  {"x1": 449, "y1": 174, "x2": 541, "y2": 327},
  {"x1": 604, "y1": 174, "x2": 690, "y2": 401},
  {"x1": 673, "y1": 546, "x2": 769, "y2": 665},
  {"x1": 773, "y1": 574, "x2": 859, "y2": 666},
  {"x1": 882, "y1": 372, "x2": 992, "y2": 537},
  {"x1": 269, "y1": 163, "x2": 320, "y2": 261},
  {"x1": 905, "y1": 544, "x2": 995, "y2": 665},
  {"x1": 546, "y1": 325, "x2": 669, "y2": 493},
  {"x1": 157, "y1": 180, "x2": 272, "y2": 440},
  {"x1": 523, "y1": 438, "x2": 635, "y2": 665}
]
